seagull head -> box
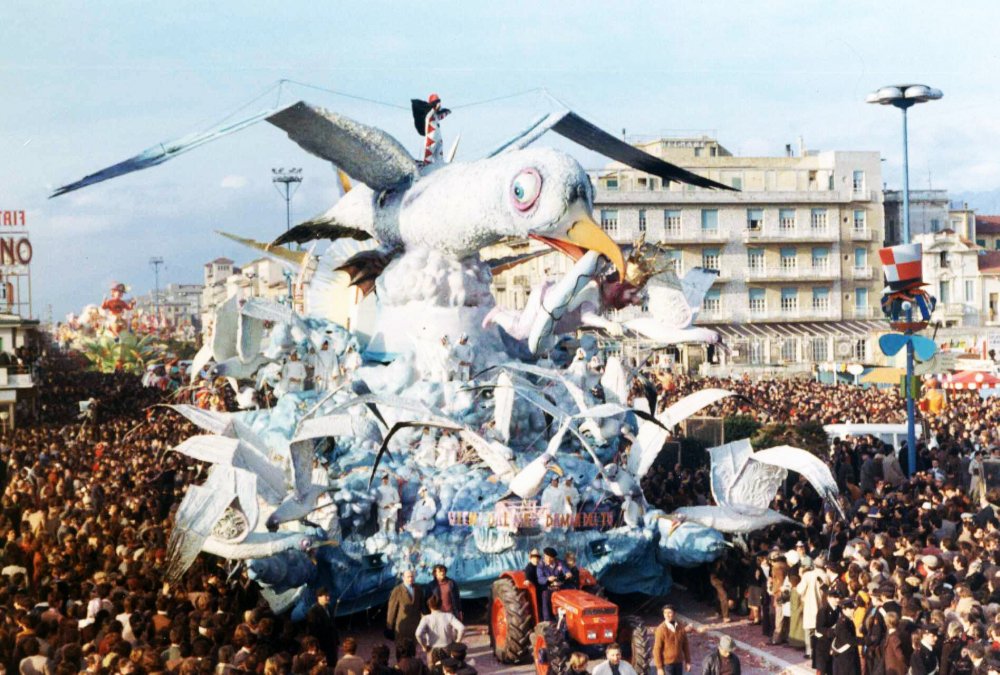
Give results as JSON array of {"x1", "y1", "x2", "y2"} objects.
[{"x1": 394, "y1": 147, "x2": 625, "y2": 277}]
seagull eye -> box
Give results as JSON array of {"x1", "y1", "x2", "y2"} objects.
[{"x1": 510, "y1": 169, "x2": 542, "y2": 212}]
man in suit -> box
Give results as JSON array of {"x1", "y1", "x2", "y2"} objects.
[
  {"x1": 387, "y1": 569, "x2": 425, "y2": 648},
  {"x1": 307, "y1": 587, "x2": 339, "y2": 666}
]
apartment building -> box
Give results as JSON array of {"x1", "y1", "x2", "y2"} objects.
[
  {"x1": 916, "y1": 230, "x2": 982, "y2": 328},
  {"x1": 976, "y1": 216, "x2": 1000, "y2": 251},
  {"x1": 591, "y1": 137, "x2": 887, "y2": 372}
]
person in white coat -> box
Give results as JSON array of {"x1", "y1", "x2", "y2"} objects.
[
  {"x1": 279, "y1": 351, "x2": 307, "y2": 395},
  {"x1": 970, "y1": 451, "x2": 987, "y2": 506},
  {"x1": 314, "y1": 340, "x2": 340, "y2": 391},
  {"x1": 375, "y1": 474, "x2": 402, "y2": 535},
  {"x1": 795, "y1": 555, "x2": 826, "y2": 659},
  {"x1": 406, "y1": 486, "x2": 438, "y2": 539},
  {"x1": 435, "y1": 431, "x2": 461, "y2": 469}
]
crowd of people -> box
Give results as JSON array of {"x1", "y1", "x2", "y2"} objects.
[
  {"x1": 642, "y1": 371, "x2": 1000, "y2": 675},
  {"x1": 4, "y1": 343, "x2": 1000, "y2": 674}
]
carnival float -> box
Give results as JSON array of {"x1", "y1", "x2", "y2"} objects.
[{"x1": 54, "y1": 90, "x2": 841, "y2": 615}]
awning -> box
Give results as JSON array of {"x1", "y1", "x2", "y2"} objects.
[
  {"x1": 861, "y1": 367, "x2": 905, "y2": 384},
  {"x1": 711, "y1": 320, "x2": 884, "y2": 341}
]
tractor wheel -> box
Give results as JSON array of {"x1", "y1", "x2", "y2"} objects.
[
  {"x1": 619, "y1": 615, "x2": 653, "y2": 675},
  {"x1": 489, "y1": 578, "x2": 534, "y2": 664},
  {"x1": 533, "y1": 621, "x2": 571, "y2": 675}
]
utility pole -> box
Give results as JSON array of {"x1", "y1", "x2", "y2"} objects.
[
  {"x1": 149, "y1": 257, "x2": 164, "y2": 325},
  {"x1": 272, "y1": 168, "x2": 303, "y2": 241}
]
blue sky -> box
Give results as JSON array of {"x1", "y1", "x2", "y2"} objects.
[{"x1": 4, "y1": 1, "x2": 1000, "y2": 319}]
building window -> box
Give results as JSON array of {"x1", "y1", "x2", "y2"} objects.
[
  {"x1": 931, "y1": 218, "x2": 941, "y2": 232},
  {"x1": 940, "y1": 280, "x2": 950, "y2": 304},
  {"x1": 855, "y1": 287, "x2": 868, "y2": 314},
  {"x1": 637, "y1": 177, "x2": 656, "y2": 191},
  {"x1": 966, "y1": 280, "x2": 975, "y2": 303},
  {"x1": 702, "y1": 248, "x2": 720, "y2": 270},
  {"x1": 749, "y1": 288, "x2": 766, "y2": 315},
  {"x1": 694, "y1": 147, "x2": 702, "y2": 157},
  {"x1": 663, "y1": 249, "x2": 681, "y2": 274},
  {"x1": 701, "y1": 209, "x2": 719, "y2": 232},
  {"x1": 977, "y1": 239, "x2": 986, "y2": 248},
  {"x1": 747, "y1": 248, "x2": 764, "y2": 271},
  {"x1": 780, "y1": 287, "x2": 798, "y2": 314},
  {"x1": 853, "y1": 210, "x2": 866, "y2": 232},
  {"x1": 812, "y1": 287, "x2": 830, "y2": 313},
  {"x1": 811, "y1": 246, "x2": 830, "y2": 271},
  {"x1": 600, "y1": 209, "x2": 618, "y2": 233},
  {"x1": 811, "y1": 337, "x2": 828, "y2": 362},
  {"x1": 664, "y1": 210, "x2": 681, "y2": 236},
  {"x1": 854, "y1": 338, "x2": 868, "y2": 361},
  {"x1": 703, "y1": 289, "x2": 721, "y2": 314},
  {"x1": 781, "y1": 338, "x2": 798, "y2": 362},
  {"x1": 750, "y1": 339, "x2": 765, "y2": 364},
  {"x1": 731, "y1": 176, "x2": 743, "y2": 190},
  {"x1": 746, "y1": 208, "x2": 763, "y2": 231},
  {"x1": 605, "y1": 177, "x2": 619, "y2": 191},
  {"x1": 854, "y1": 247, "x2": 868, "y2": 269},
  {"x1": 852, "y1": 170, "x2": 865, "y2": 194},
  {"x1": 995, "y1": 240, "x2": 1000, "y2": 250},
  {"x1": 810, "y1": 208, "x2": 828, "y2": 230},
  {"x1": 638, "y1": 209, "x2": 647, "y2": 233},
  {"x1": 779, "y1": 209, "x2": 796, "y2": 231},
  {"x1": 780, "y1": 247, "x2": 797, "y2": 271}
]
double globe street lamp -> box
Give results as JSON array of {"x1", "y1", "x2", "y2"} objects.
[{"x1": 866, "y1": 84, "x2": 942, "y2": 475}]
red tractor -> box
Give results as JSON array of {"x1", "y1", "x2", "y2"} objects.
[{"x1": 489, "y1": 570, "x2": 652, "y2": 675}]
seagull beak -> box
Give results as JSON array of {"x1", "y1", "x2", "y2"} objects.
[
  {"x1": 531, "y1": 207, "x2": 626, "y2": 280},
  {"x1": 548, "y1": 464, "x2": 564, "y2": 477}
]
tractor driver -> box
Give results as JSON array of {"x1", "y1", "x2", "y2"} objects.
[
  {"x1": 523, "y1": 549, "x2": 542, "y2": 610},
  {"x1": 536, "y1": 547, "x2": 573, "y2": 622}
]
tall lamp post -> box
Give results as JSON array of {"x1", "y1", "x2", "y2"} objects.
[
  {"x1": 272, "y1": 168, "x2": 303, "y2": 237},
  {"x1": 866, "y1": 84, "x2": 942, "y2": 475}
]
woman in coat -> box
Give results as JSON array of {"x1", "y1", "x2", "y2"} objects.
[
  {"x1": 831, "y1": 600, "x2": 861, "y2": 675},
  {"x1": 813, "y1": 593, "x2": 840, "y2": 675},
  {"x1": 881, "y1": 612, "x2": 906, "y2": 675}
]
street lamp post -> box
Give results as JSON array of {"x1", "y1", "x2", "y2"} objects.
[
  {"x1": 867, "y1": 84, "x2": 942, "y2": 475},
  {"x1": 272, "y1": 167, "x2": 303, "y2": 237}
]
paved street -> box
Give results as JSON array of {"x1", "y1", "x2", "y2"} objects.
[{"x1": 336, "y1": 585, "x2": 812, "y2": 675}]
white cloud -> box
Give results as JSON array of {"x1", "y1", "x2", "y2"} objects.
[{"x1": 220, "y1": 175, "x2": 248, "y2": 189}]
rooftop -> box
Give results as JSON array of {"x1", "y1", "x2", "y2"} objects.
[
  {"x1": 978, "y1": 251, "x2": 1000, "y2": 273},
  {"x1": 976, "y1": 216, "x2": 1000, "y2": 235}
]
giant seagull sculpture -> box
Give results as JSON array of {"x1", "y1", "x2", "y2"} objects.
[{"x1": 52, "y1": 100, "x2": 732, "y2": 296}]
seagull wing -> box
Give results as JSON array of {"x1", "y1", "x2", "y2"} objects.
[
  {"x1": 681, "y1": 267, "x2": 721, "y2": 313},
  {"x1": 51, "y1": 106, "x2": 286, "y2": 197},
  {"x1": 172, "y1": 435, "x2": 239, "y2": 465},
  {"x1": 267, "y1": 102, "x2": 418, "y2": 191},
  {"x1": 164, "y1": 482, "x2": 235, "y2": 582},
  {"x1": 490, "y1": 110, "x2": 734, "y2": 191},
  {"x1": 272, "y1": 222, "x2": 373, "y2": 247},
  {"x1": 166, "y1": 405, "x2": 234, "y2": 435},
  {"x1": 748, "y1": 446, "x2": 843, "y2": 517},
  {"x1": 212, "y1": 296, "x2": 240, "y2": 362},
  {"x1": 600, "y1": 356, "x2": 628, "y2": 406}
]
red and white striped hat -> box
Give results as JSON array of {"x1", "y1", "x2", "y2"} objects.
[{"x1": 879, "y1": 243, "x2": 925, "y2": 291}]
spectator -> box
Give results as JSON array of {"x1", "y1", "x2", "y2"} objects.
[
  {"x1": 593, "y1": 643, "x2": 637, "y2": 675},
  {"x1": 700, "y1": 635, "x2": 739, "y2": 675}
]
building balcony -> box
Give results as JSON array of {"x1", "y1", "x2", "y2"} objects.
[
  {"x1": 748, "y1": 307, "x2": 838, "y2": 321},
  {"x1": 743, "y1": 227, "x2": 838, "y2": 243},
  {"x1": 658, "y1": 229, "x2": 729, "y2": 244},
  {"x1": 850, "y1": 228, "x2": 874, "y2": 241},
  {"x1": 745, "y1": 266, "x2": 837, "y2": 281},
  {"x1": 851, "y1": 266, "x2": 874, "y2": 280},
  {"x1": 592, "y1": 184, "x2": 877, "y2": 205},
  {"x1": 847, "y1": 306, "x2": 882, "y2": 320}
]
